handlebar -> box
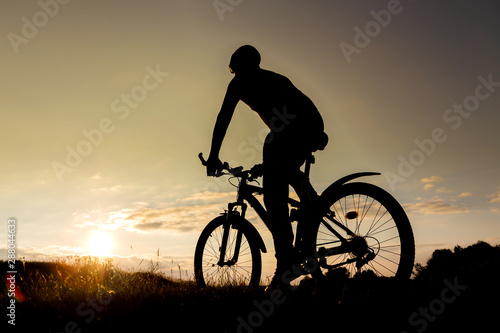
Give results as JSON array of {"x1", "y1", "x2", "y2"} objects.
[{"x1": 198, "y1": 153, "x2": 262, "y2": 180}]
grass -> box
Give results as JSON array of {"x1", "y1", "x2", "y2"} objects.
[
  {"x1": 1, "y1": 256, "x2": 260, "y2": 332},
  {"x1": 2, "y1": 241, "x2": 500, "y2": 332}
]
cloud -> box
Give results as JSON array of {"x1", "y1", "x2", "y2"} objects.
[
  {"x1": 73, "y1": 208, "x2": 136, "y2": 230},
  {"x1": 121, "y1": 190, "x2": 265, "y2": 234},
  {"x1": 124, "y1": 205, "x2": 216, "y2": 233},
  {"x1": 421, "y1": 176, "x2": 443, "y2": 183},
  {"x1": 72, "y1": 191, "x2": 243, "y2": 234},
  {"x1": 2, "y1": 245, "x2": 88, "y2": 261},
  {"x1": 435, "y1": 187, "x2": 453, "y2": 194},
  {"x1": 458, "y1": 192, "x2": 473, "y2": 198},
  {"x1": 490, "y1": 192, "x2": 500, "y2": 203},
  {"x1": 90, "y1": 185, "x2": 123, "y2": 192},
  {"x1": 404, "y1": 199, "x2": 469, "y2": 215},
  {"x1": 172, "y1": 191, "x2": 238, "y2": 207},
  {"x1": 421, "y1": 176, "x2": 447, "y2": 192}
]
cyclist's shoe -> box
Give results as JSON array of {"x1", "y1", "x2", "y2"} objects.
[
  {"x1": 265, "y1": 273, "x2": 292, "y2": 293},
  {"x1": 265, "y1": 268, "x2": 302, "y2": 295},
  {"x1": 265, "y1": 255, "x2": 303, "y2": 294}
]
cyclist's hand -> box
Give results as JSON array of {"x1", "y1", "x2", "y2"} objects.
[
  {"x1": 250, "y1": 163, "x2": 264, "y2": 178},
  {"x1": 206, "y1": 155, "x2": 223, "y2": 176}
]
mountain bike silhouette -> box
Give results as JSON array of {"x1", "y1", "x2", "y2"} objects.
[{"x1": 194, "y1": 152, "x2": 415, "y2": 287}]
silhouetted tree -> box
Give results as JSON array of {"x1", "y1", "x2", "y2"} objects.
[{"x1": 414, "y1": 241, "x2": 500, "y2": 291}]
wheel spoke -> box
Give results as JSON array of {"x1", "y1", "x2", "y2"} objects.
[
  {"x1": 197, "y1": 221, "x2": 259, "y2": 287},
  {"x1": 315, "y1": 184, "x2": 414, "y2": 279}
]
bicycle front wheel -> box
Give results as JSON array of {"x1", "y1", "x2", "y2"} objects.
[
  {"x1": 314, "y1": 182, "x2": 415, "y2": 279},
  {"x1": 194, "y1": 215, "x2": 262, "y2": 287}
]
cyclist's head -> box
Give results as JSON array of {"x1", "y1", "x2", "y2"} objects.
[{"x1": 229, "y1": 45, "x2": 261, "y2": 75}]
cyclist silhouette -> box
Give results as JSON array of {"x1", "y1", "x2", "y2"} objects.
[{"x1": 206, "y1": 45, "x2": 328, "y2": 287}]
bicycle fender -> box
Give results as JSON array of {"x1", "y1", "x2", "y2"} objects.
[
  {"x1": 320, "y1": 172, "x2": 381, "y2": 199},
  {"x1": 225, "y1": 214, "x2": 267, "y2": 254}
]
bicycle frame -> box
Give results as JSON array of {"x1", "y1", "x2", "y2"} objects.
[
  {"x1": 225, "y1": 181, "x2": 354, "y2": 258},
  {"x1": 211, "y1": 154, "x2": 381, "y2": 270}
]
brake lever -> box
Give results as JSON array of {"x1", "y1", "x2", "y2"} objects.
[
  {"x1": 230, "y1": 166, "x2": 244, "y2": 176},
  {"x1": 211, "y1": 163, "x2": 230, "y2": 177},
  {"x1": 248, "y1": 174, "x2": 260, "y2": 183}
]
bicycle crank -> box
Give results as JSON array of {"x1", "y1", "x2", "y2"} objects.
[
  {"x1": 349, "y1": 236, "x2": 377, "y2": 269},
  {"x1": 317, "y1": 236, "x2": 377, "y2": 270}
]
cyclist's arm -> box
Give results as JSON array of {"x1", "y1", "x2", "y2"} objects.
[{"x1": 208, "y1": 82, "x2": 239, "y2": 160}]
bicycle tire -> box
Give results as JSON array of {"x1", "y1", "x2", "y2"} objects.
[
  {"x1": 313, "y1": 182, "x2": 415, "y2": 279},
  {"x1": 194, "y1": 215, "x2": 262, "y2": 287}
]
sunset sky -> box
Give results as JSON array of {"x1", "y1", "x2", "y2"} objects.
[{"x1": 1, "y1": 0, "x2": 499, "y2": 278}]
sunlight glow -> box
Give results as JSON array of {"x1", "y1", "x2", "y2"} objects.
[{"x1": 86, "y1": 231, "x2": 114, "y2": 257}]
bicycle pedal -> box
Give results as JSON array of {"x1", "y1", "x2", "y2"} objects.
[
  {"x1": 299, "y1": 257, "x2": 319, "y2": 275},
  {"x1": 317, "y1": 246, "x2": 328, "y2": 257},
  {"x1": 318, "y1": 257, "x2": 327, "y2": 267}
]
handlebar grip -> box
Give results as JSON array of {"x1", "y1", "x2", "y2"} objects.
[
  {"x1": 198, "y1": 153, "x2": 207, "y2": 166},
  {"x1": 199, "y1": 153, "x2": 248, "y2": 178}
]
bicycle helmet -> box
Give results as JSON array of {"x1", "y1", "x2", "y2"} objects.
[{"x1": 229, "y1": 45, "x2": 261, "y2": 74}]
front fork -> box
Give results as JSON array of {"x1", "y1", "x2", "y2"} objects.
[{"x1": 217, "y1": 202, "x2": 247, "y2": 267}]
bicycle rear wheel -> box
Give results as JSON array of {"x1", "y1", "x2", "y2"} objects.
[
  {"x1": 194, "y1": 215, "x2": 262, "y2": 287},
  {"x1": 314, "y1": 182, "x2": 415, "y2": 279}
]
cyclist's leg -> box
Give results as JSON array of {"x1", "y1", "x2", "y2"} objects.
[
  {"x1": 287, "y1": 124, "x2": 323, "y2": 205},
  {"x1": 262, "y1": 134, "x2": 296, "y2": 277},
  {"x1": 289, "y1": 169, "x2": 318, "y2": 205},
  {"x1": 263, "y1": 167, "x2": 295, "y2": 267},
  {"x1": 287, "y1": 147, "x2": 324, "y2": 262},
  {"x1": 289, "y1": 166, "x2": 323, "y2": 261}
]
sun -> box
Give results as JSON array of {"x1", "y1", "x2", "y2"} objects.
[{"x1": 86, "y1": 231, "x2": 114, "y2": 257}]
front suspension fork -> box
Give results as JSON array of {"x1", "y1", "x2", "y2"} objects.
[{"x1": 218, "y1": 203, "x2": 247, "y2": 267}]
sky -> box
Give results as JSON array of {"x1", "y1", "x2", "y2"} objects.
[{"x1": 1, "y1": 0, "x2": 499, "y2": 278}]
